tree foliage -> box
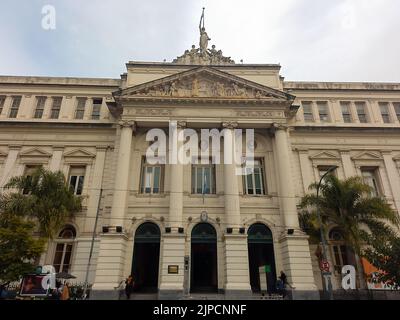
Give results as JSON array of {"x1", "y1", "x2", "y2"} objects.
[
  {"x1": 5, "y1": 167, "x2": 82, "y2": 239},
  {"x1": 0, "y1": 209, "x2": 45, "y2": 286},
  {"x1": 363, "y1": 233, "x2": 400, "y2": 290},
  {"x1": 299, "y1": 175, "x2": 399, "y2": 256}
]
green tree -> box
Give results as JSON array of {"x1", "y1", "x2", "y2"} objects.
[
  {"x1": 300, "y1": 175, "x2": 399, "y2": 286},
  {"x1": 363, "y1": 233, "x2": 400, "y2": 290},
  {"x1": 0, "y1": 206, "x2": 45, "y2": 286},
  {"x1": 5, "y1": 167, "x2": 82, "y2": 239}
]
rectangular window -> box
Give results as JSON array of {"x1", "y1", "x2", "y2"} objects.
[
  {"x1": 302, "y1": 101, "x2": 314, "y2": 122},
  {"x1": 317, "y1": 101, "x2": 330, "y2": 122},
  {"x1": 9, "y1": 96, "x2": 22, "y2": 118},
  {"x1": 75, "y1": 97, "x2": 86, "y2": 119},
  {"x1": 23, "y1": 165, "x2": 41, "y2": 194},
  {"x1": 0, "y1": 96, "x2": 5, "y2": 115},
  {"x1": 243, "y1": 159, "x2": 266, "y2": 195},
  {"x1": 91, "y1": 98, "x2": 102, "y2": 120},
  {"x1": 53, "y1": 243, "x2": 73, "y2": 273},
  {"x1": 379, "y1": 102, "x2": 391, "y2": 123},
  {"x1": 50, "y1": 97, "x2": 62, "y2": 119},
  {"x1": 318, "y1": 166, "x2": 337, "y2": 179},
  {"x1": 393, "y1": 102, "x2": 400, "y2": 121},
  {"x1": 355, "y1": 102, "x2": 368, "y2": 123},
  {"x1": 140, "y1": 159, "x2": 163, "y2": 194},
  {"x1": 191, "y1": 164, "x2": 216, "y2": 194},
  {"x1": 34, "y1": 96, "x2": 46, "y2": 119},
  {"x1": 68, "y1": 166, "x2": 86, "y2": 195},
  {"x1": 340, "y1": 102, "x2": 352, "y2": 123},
  {"x1": 361, "y1": 168, "x2": 380, "y2": 197}
]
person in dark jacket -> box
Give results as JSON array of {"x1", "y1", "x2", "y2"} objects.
[{"x1": 125, "y1": 275, "x2": 134, "y2": 300}]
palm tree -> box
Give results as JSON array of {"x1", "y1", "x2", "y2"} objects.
[
  {"x1": 4, "y1": 167, "x2": 82, "y2": 239},
  {"x1": 300, "y1": 175, "x2": 399, "y2": 288}
]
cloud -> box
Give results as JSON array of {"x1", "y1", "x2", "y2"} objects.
[{"x1": 0, "y1": 0, "x2": 399, "y2": 82}]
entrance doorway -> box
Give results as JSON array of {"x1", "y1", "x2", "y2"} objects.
[
  {"x1": 247, "y1": 223, "x2": 276, "y2": 293},
  {"x1": 131, "y1": 222, "x2": 160, "y2": 293},
  {"x1": 190, "y1": 223, "x2": 218, "y2": 293}
]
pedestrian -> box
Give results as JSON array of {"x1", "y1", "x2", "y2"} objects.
[
  {"x1": 61, "y1": 281, "x2": 70, "y2": 300},
  {"x1": 125, "y1": 275, "x2": 134, "y2": 300}
]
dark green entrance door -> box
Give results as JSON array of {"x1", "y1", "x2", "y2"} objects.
[
  {"x1": 247, "y1": 223, "x2": 277, "y2": 293},
  {"x1": 132, "y1": 222, "x2": 160, "y2": 293},
  {"x1": 190, "y1": 223, "x2": 218, "y2": 293}
]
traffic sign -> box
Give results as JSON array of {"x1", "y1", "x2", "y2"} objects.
[{"x1": 320, "y1": 260, "x2": 330, "y2": 272}]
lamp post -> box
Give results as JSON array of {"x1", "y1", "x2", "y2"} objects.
[{"x1": 316, "y1": 166, "x2": 337, "y2": 301}]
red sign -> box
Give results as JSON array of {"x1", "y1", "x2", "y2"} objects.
[{"x1": 320, "y1": 260, "x2": 330, "y2": 272}]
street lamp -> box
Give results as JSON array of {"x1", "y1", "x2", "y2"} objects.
[{"x1": 316, "y1": 166, "x2": 338, "y2": 301}]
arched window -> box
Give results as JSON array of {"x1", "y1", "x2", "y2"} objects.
[
  {"x1": 328, "y1": 227, "x2": 354, "y2": 273},
  {"x1": 53, "y1": 225, "x2": 76, "y2": 273}
]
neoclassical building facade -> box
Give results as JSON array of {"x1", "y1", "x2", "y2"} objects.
[{"x1": 1, "y1": 35, "x2": 400, "y2": 299}]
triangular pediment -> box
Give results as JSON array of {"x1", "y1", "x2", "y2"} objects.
[
  {"x1": 114, "y1": 66, "x2": 294, "y2": 102},
  {"x1": 309, "y1": 151, "x2": 340, "y2": 160},
  {"x1": 351, "y1": 151, "x2": 382, "y2": 160},
  {"x1": 63, "y1": 149, "x2": 95, "y2": 158},
  {"x1": 19, "y1": 148, "x2": 52, "y2": 158}
]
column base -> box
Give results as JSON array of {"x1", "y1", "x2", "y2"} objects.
[
  {"x1": 91, "y1": 232, "x2": 129, "y2": 294},
  {"x1": 279, "y1": 233, "x2": 319, "y2": 300},
  {"x1": 224, "y1": 234, "x2": 252, "y2": 294}
]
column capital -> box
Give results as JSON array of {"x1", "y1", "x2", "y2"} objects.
[
  {"x1": 8, "y1": 144, "x2": 22, "y2": 150},
  {"x1": 221, "y1": 121, "x2": 239, "y2": 129},
  {"x1": 52, "y1": 145, "x2": 65, "y2": 151},
  {"x1": 271, "y1": 122, "x2": 289, "y2": 134},
  {"x1": 176, "y1": 120, "x2": 187, "y2": 129},
  {"x1": 381, "y1": 150, "x2": 393, "y2": 156},
  {"x1": 96, "y1": 145, "x2": 110, "y2": 151},
  {"x1": 118, "y1": 120, "x2": 136, "y2": 130}
]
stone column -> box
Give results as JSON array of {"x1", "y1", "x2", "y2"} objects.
[
  {"x1": 221, "y1": 122, "x2": 251, "y2": 296},
  {"x1": 0, "y1": 96, "x2": 12, "y2": 119},
  {"x1": 340, "y1": 149, "x2": 356, "y2": 178},
  {"x1": 91, "y1": 122, "x2": 134, "y2": 299},
  {"x1": 273, "y1": 124, "x2": 318, "y2": 300},
  {"x1": 382, "y1": 151, "x2": 400, "y2": 212},
  {"x1": 168, "y1": 121, "x2": 185, "y2": 230},
  {"x1": 85, "y1": 146, "x2": 108, "y2": 233},
  {"x1": 0, "y1": 145, "x2": 21, "y2": 187},
  {"x1": 110, "y1": 120, "x2": 135, "y2": 228},
  {"x1": 49, "y1": 146, "x2": 64, "y2": 172},
  {"x1": 159, "y1": 121, "x2": 186, "y2": 298},
  {"x1": 273, "y1": 125, "x2": 299, "y2": 229},
  {"x1": 222, "y1": 121, "x2": 241, "y2": 229}
]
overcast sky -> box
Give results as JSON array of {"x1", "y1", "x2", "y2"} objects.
[{"x1": 0, "y1": 0, "x2": 399, "y2": 82}]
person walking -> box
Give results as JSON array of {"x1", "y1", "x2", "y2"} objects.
[
  {"x1": 125, "y1": 275, "x2": 134, "y2": 300},
  {"x1": 60, "y1": 281, "x2": 70, "y2": 300}
]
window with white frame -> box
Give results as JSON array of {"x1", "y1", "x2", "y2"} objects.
[
  {"x1": 243, "y1": 159, "x2": 266, "y2": 195},
  {"x1": 34, "y1": 96, "x2": 46, "y2": 119},
  {"x1": 379, "y1": 102, "x2": 391, "y2": 123},
  {"x1": 91, "y1": 98, "x2": 102, "y2": 120},
  {"x1": 191, "y1": 164, "x2": 216, "y2": 194},
  {"x1": 9, "y1": 96, "x2": 21, "y2": 118},
  {"x1": 317, "y1": 101, "x2": 330, "y2": 122},
  {"x1": 393, "y1": 102, "x2": 400, "y2": 121},
  {"x1": 355, "y1": 102, "x2": 368, "y2": 123},
  {"x1": 318, "y1": 166, "x2": 338, "y2": 179},
  {"x1": 50, "y1": 97, "x2": 62, "y2": 119},
  {"x1": 329, "y1": 228, "x2": 355, "y2": 274},
  {"x1": 75, "y1": 97, "x2": 86, "y2": 119},
  {"x1": 53, "y1": 226, "x2": 76, "y2": 273},
  {"x1": 361, "y1": 168, "x2": 380, "y2": 197},
  {"x1": 340, "y1": 102, "x2": 352, "y2": 123},
  {"x1": 68, "y1": 166, "x2": 86, "y2": 195},
  {"x1": 302, "y1": 101, "x2": 314, "y2": 122},
  {"x1": 140, "y1": 159, "x2": 163, "y2": 194},
  {"x1": 0, "y1": 96, "x2": 5, "y2": 115}
]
